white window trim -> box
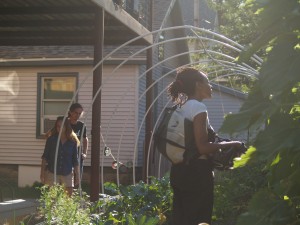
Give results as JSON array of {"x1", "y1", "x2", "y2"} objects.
[{"x1": 36, "y1": 73, "x2": 78, "y2": 138}]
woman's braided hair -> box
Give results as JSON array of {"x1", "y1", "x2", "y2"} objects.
[{"x1": 167, "y1": 67, "x2": 206, "y2": 105}]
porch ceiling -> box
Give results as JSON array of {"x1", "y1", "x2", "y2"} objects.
[{"x1": 0, "y1": 0, "x2": 152, "y2": 46}]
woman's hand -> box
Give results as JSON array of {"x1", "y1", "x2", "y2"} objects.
[
  {"x1": 81, "y1": 153, "x2": 87, "y2": 160},
  {"x1": 230, "y1": 141, "x2": 244, "y2": 148}
]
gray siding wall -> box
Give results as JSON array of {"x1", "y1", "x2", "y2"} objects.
[{"x1": 204, "y1": 90, "x2": 244, "y2": 133}]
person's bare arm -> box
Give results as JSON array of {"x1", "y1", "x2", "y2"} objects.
[
  {"x1": 193, "y1": 112, "x2": 242, "y2": 155},
  {"x1": 81, "y1": 137, "x2": 88, "y2": 159}
]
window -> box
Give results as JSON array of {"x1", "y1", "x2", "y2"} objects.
[{"x1": 37, "y1": 73, "x2": 78, "y2": 138}]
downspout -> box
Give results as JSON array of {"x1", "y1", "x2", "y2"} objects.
[
  {"x1": 194, "y1": 0, "x2": 200, "y2": 27},
  {"x1": 143, "y1": 0, "x2": 153, "y2": 181}
]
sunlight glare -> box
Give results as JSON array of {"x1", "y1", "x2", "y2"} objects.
[{"x1": 0, "y1": 71, "x2": 19, "y2": 123}]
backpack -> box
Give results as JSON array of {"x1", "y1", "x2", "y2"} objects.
[{"x1": 154, "y1": 105, "x2": 247, "y2": 168}]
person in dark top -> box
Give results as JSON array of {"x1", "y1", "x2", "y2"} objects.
[
  {"x1": 167, "y1": 67, "x2": 243, "y2": 225},
  {"x1": 40, "y1": 116, "x2": 80, "y2": 196},
  {"x1": 68, "y1": 103, "x2": 88, "y2": 180}
]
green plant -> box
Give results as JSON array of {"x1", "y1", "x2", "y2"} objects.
[
  {"x1": 220, "y1": 0, "x2": 300, "y2": 224},
  {"x1": 91, "y1": 176, "x2": 172, "y2": 225},
  {"x1": 26, "y1": 174, "x2": 267, "y2": 225},
  {"x1": 213, "y1": 159, "x2": 268, "y2": 225},
  {"x1": 38, "y1": 185, "x2": 91, "y2": 224},
  {"x1": 207, "y1": 0, "x2": 260, "y2": 45}
]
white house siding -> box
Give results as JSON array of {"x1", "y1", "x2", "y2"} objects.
[
  {"x1": 99, "y1": 65, "x2": 139, "y2": 168},
  {"x1": 0, "y1": 65, "x2": 139, "y2": 170},
  {"x1": 0, "y1": 68, "x2": 44, "y2": 165}
]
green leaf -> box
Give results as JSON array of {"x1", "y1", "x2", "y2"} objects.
[
  {"x1": 236, "y1": 189, "x2": 297, "y2": 225},
  {"x1": 136, "y1": 215, "x2": 159, "y2": 225},
  {"x1": 219, "y1": 82, "x2": 288, "y2": 134},
  {"x1": 254, "y1": 114, "x2": 300, "y2": 161},
  {"x1": 238, "y1": 0, "x2": 300, "y2": 62},
  {"x1": 233, "y1": 146, "x2": 257, "y2": 168},
  {"x1": 143, "y1": 217, "x2": 160, "y2": 225},
  {"x1": 257, "y1": 0, "x2": 298, "y2": 30},
  {"x1": 119, "y1": 184, "x2": 130, "y2": 197},
  {"x1": 237, "y1": 24, "x2": 280, "y2": 62},
  {"x1": 220, "y1": 101, "x2": 269, "y2": 134},
  {"x1": 269, "y1": 149, "x2": 300, "y2": 197},
  {"x1": 104, "y1": 182, "x2": 119, "y2": 195},
  {"x1": 259, "y1": 36, "x2": 300, "y2": 95},
  {"x1": 125, "y1": 214, "x2": 136, "y2": 225},
  {"x1": 103, "y1": 220, "x2": 115, "y2": 225}
]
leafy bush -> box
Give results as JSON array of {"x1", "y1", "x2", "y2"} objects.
[
  {"x1": 31, "y1": 172, "x2": 265, "y2": 225},
  {"x1": 220, "y1": 0, "x2": 300, "y2": 224},
  {"x1": 213, "y1": 159, "x2": 268, "y2": 225},
  {"x1": 38, "y1": 185, "x2": 91, "y2": 225},
  {"x1": 91, "y1": 176, "x2": 173, "y2": 225}
]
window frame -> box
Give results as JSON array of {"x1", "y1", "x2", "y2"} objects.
[{"x1": 36, "y1": 72, "x2": 78, "y2": 138}]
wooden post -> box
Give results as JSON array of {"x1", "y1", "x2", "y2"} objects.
[{"x1": 90, "y1": 8, "x2": 104, "y2": 202}]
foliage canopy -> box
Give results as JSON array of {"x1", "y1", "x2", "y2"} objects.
[{"x1": 220, "y1": 0, "x2": 300, "y2": 224}]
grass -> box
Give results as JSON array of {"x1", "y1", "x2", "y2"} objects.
[
  {"x1": 1, "y1": 180, "x2": 93, "y2": 201},
  {"x1": 0, "y1": 180, "x2": 91, "y2": 225},
  {"x1": 0, "y1": 180, "x2": 42, "y2": 201},
  {"x1": 0, "y1": 165, "x2": 41, "y2": 201}
]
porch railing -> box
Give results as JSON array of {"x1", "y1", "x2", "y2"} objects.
[{"x1": 113, "y1": 0, "x2": 152, "y2": 30}]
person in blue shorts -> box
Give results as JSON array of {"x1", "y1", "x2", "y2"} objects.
[{"x1": 40, "y1": 116, "x2": 80, "y2": 196}]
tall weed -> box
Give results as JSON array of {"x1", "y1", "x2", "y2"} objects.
[{"x1": 38, "y1": 185, "x2": 91, "y2": 224}]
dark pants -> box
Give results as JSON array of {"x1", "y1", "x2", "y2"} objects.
[{"x1": 170, "y1": 159, "x2": 214, "y2": 225}]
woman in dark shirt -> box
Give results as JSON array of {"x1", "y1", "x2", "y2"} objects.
[
  {"x1": 68, "y1": 103, "x2": 88, "y2": 180},
  {"x1": 40, "y1": 116, "x2": 80, "y2": 196}
]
